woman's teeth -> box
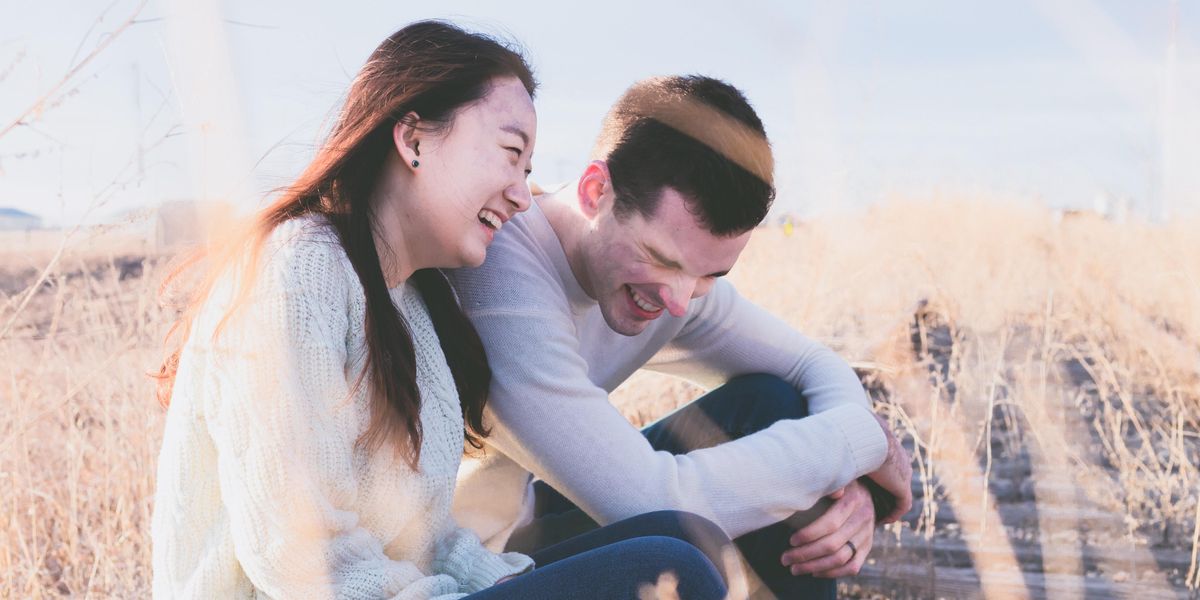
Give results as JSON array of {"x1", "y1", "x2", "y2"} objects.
[
  {"x1": 478, "y1": 209, "x2": 502, "y2": 231},
  {"x1": 627, "y1": 286, "x2": 662, "y2": 313}
]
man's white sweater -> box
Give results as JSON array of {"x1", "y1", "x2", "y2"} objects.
[
  {"x1": 152, "y1": 217, "x2": 531, "y2": 599},
  {"x1": 447, "y1": 197, "x2": 890, "y2": 550}
]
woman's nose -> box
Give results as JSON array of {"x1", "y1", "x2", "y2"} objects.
[{"x1": 505, "y1": 180, "x2": 533, "y2": 213}]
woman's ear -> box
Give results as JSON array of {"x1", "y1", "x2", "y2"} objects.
[
  {"x1": 393, "y1": 112, "x2": 423, "y2": 170},
  {"x1": 577, "y1": 160, "x2": 612, "y2": 219}
]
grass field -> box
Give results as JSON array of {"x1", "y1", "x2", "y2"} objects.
[{"x1": 2, "y1": 199, "x2": 1198, "y2": 598}]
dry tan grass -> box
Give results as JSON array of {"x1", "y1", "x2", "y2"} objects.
[
  {"x1": 618, "y1": 198, "x2": 1200, "y2": 596},
  {"x1": 2, "y1": 198, "x2": 1198, "y2": 597},
  {"x1": 1, "y1": 227, "x2": 168, "y2": 596}
]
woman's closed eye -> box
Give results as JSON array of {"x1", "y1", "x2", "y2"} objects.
[{"x1": 505, "y1": 147, "x2": 532, "y2": 176}]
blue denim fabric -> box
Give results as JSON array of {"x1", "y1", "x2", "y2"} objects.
[
  {"x1": 506, "y1": 374, "x2": 839, "y2": 600},
  {"x1": 467, "y1": 512, "x2": 727, "y2": 599}
]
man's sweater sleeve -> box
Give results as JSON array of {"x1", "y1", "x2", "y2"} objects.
[
  {"x1": 647, "y1": 278, "x2": 888, "y2": 475},
  {"x1": 471, "y1": 304, "x2": 888, "y2": 539}
]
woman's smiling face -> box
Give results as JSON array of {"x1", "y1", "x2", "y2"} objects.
[{"x1": 403, "y1": 75, "x2": 537, "y2": 269}]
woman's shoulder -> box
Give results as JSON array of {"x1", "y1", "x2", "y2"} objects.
[
  {"x1": 188, "y1": 214, "x2": 358, "y2": 351},
  {"x1": 241, "y1": 214, "x2": 357, "y2": 309},
  {"x1": 265, "y1": 213, "x2": 342, "y2": 255},
  {"x1": 259, "y1": 214, "x2": 354, "y2": 291}
]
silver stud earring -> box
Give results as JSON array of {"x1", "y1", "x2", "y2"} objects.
[{"x1": 411, "y1": 159, "x2": 419, "y2": 168}]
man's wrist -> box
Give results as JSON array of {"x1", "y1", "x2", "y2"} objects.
[
  {"x1": 873, "y1": 413, "x2": 897, "y2": 463},
  {"x1": 860, "y1": 476, "x2": 897, "y2": 523}
]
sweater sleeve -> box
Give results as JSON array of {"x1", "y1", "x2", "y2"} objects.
[
  {"x1": 434, "y1": 526, "x2": 534, "y2": 593},
  {"x1": 648, "y1": 279, "x2": 888, "y2": 478},
  {"x1": 200, "y1": 239, "x2": 463, "y2": 600},
  {"x1": 469, "y1": 303, "x2": 887, "y2": 540}
]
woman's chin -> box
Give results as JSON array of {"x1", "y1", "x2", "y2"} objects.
[{"x1": 459, "y1": 247, "x2": 488, "y2": 269}]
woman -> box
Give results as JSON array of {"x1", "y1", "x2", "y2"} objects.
[{"x1": 152, "y1": 21, "x2": 730, "y2": 599}]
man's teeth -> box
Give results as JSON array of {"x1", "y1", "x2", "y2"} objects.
[
  {"x1": 478, "y1": 210, "x2": 502, "y2": 231},
  {"x1": 628, "y1": 286, "x2": 661, "y2": 313}
]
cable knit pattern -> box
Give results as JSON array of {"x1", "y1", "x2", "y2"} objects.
[{"x1": 152, "y1": 216, "x2": 532, "y2": 599}]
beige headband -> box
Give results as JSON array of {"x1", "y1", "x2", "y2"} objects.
[{"x1": 604, "y1": 86, "x2": 775, "y2": 187}]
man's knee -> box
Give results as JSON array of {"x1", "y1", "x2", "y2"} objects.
[
  {"x1": 726, "y1": 373, "x2": 810, "y2": 419},
  {"x1": 621, "y1": 536, "x2": 726, "y2": 591},
  {"x1": 621, "y1": 511, "x2": 732, "y2": 584},
  {"x1": 619, "y1": 510, "x2": 729, "y2": 547}
]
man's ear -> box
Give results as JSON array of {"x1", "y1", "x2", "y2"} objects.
[
  {"x1": 577, "y1": 160, "x2": 612, "y2": 219},
  {"x1": 392, "y1": 112, "x2": 423, "y2": 170}
]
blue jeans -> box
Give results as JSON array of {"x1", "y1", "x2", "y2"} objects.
[
  {"x1": 505, "y1": 374, "x2": 839, "y2": 600},
  {"x1": 468, "y1": 511, "x2": 727, "y2": 599}
]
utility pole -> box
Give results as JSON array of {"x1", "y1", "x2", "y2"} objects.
[{"x1": 1157, "y1": 0, "x2": 1179, "y2": 222}]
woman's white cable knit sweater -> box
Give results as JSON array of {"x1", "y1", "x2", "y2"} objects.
[{"x1": 152, "y1": 216, "x2": 531, "y2": 599}]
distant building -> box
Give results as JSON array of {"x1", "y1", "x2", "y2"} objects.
[
  {"x1": 0, "y1": 207, "x2": 42, "y2": 231},
  {"x1": 1051, "y1": 192, "x2": 1134, "y2": 225},
  {"x1": 154, "y1": 199, "x2": 237, "y2": 250},
  {"x1": 100, "y1": 199, "x2": 241, "y2": 252}
]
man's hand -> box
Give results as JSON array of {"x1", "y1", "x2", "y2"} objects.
[
  {"x1": 865, "y1": 413, "x2": 913, "y2": 525},
  {"x1": 781, "y1": 480, "x2": 875, "y2": 577}
]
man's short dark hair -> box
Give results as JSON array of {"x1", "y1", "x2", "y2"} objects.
[{"x1": 592, "y1": 75, "x2": 775, "y2": 236}]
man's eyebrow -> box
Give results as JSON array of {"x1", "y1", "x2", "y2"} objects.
[
  {"x1": 643, "y1": 243, "x2": 729, "y2": 278},
  {"x1": 500, "y1": 124, "x2": 529, "y2": 146},
  {"x1": 642, "y1": 244, "x2": 682, "y2": 270}
]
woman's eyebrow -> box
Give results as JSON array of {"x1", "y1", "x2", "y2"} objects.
[{"x1": 500, "y1": 123, "x2": 529, "y2": 146}]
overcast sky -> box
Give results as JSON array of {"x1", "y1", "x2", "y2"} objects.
[{"x1": 2, "y1": 0, "x2": 1198, "y2": 226}]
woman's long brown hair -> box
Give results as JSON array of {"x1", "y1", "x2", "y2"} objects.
[{"x1": 154, "y1": 21, "x2": 537, "y2": 468}]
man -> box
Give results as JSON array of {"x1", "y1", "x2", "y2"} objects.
[{"x1": 448, "y1": 75, "x2": 912, "y2": 598}]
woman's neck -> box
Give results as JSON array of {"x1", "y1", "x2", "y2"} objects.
[{"x1": 370, "y1": 159, "x2": 422, "y2": 288}]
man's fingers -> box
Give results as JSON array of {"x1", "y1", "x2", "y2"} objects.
[
  {"x1": 809, "y1": 528, "x2": 873, "y2": 578},
  {"x1": 812, "y1": 552, "x2": 865, "y2": 578},
  {"x1": 787, "y1": 497, "x2": 876, "y2": 574},
  {"x1": 882, "y1": 451, "x2": 914, "y2": 522},
  {"x1": 869, "y1": 451, "x2": 914, "y2": 515},
  {"x1": 890, "y1": 488, "x2": 914, "y2": 522},
  {"x1": 789, "y1": 491, "x2": 856, "y2": 546},
  {"x1": 878, "y1": 485, "x2": 912, "y2": 524},
  {"x1": 781, "y1": 509, "x2": 861, "y2": 569},
  {"x1": 787, "y1": 540, "x2": 855, "y2": 576},
  {"x1": 781, "y1": 535, "x2": 838, "y2": 568},
  {"x1": 784, "y1": 492, "x2": 873, "y2": 563},
  {"x1": 868, "y1": 415, "x2": 916, "y2": 515}
]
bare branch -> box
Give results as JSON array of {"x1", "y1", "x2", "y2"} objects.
[
  {"x1": 66, "y1": 0, "x2": 121, "y2": 70},
  {"x1": 0, "y1": 0, "x2": 149, "y2": 142},
  {"x1": 0, "y1": 48, "x2": 27, "y2": 85},
  {"x1": 0, "y1": 92, "x2": 178, "y2": 341}
]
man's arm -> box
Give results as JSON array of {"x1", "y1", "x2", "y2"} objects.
[
  {"x1": 648, "y1": 280, "x2": 911, "y2": 508},
  {"x1": 648, "y1": 280, "x2": 912, "y2": 574},
  {"x1": 470, "y1": 306, "x2": 889, "y2": 539},
  {"x1": 646, "y1": 279, "x2": 870, "y2": 416}
]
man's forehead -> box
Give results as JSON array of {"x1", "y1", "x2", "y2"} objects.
[
  {"x1": 644, "y1": 187, "x2": 750, "y2": 239},
  {"x1": 636, "y1": 186, "x2": 704, "y2": 228},
  {"x1": 633, "y1": 191, "x2": 751, "y2": 274}
]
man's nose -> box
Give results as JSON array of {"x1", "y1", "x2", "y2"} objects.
[{"x1": 662, "y1": 279, "x2": 696, "y2": 317}]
